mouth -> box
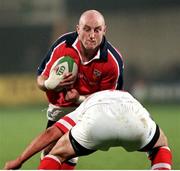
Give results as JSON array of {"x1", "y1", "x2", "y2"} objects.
[{"x1": 87, "y1": 40, "x2": 96, "y2": 45}]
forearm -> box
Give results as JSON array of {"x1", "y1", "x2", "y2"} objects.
[
  {"x1": 18, "y1": 126, "x2": 62, "y2": 164},
  {"x1": 37, "y1": 73, "x2": 74, "y2": 92},
  {"x1": 37, "y1": 75, "x2": 48, "y2": 91}
]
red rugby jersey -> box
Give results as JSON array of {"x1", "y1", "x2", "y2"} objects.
[{"x1": 37, "y1": 32, "x2": 124, "y2": 107}]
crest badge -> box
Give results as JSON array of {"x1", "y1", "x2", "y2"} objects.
[{"x1": 93, "y1": 69, "x2": 102, "y2": 80}]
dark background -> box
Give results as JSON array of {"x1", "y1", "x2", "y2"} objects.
[{"x1": 0, "y1": 0, "x2": 180, "y2": 102}]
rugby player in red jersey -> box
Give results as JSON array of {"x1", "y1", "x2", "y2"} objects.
[{"x1": 36, "y1": 9, "x2": 124, "y2": 169}]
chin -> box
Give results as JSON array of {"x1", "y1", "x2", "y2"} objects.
[{"x1": 86, "y1": 45, "x2": 98, "y2": 50}]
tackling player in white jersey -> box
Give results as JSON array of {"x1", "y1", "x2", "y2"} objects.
[{"x1": 4, "y1": 90, "x2": 172, "y2": 170}]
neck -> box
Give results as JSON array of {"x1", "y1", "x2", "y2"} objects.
[{"x1": 80, "y1": 43, "x2": 99, "y2": 62}]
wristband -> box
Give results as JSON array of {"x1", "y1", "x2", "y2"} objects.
[
  {"x1": 44, "y1": 80, "x2": 50, "y2": 90},
  {"x1": 77, "y1": 95, "x2": 86, "y2": 103}
]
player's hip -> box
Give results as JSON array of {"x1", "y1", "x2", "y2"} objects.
[{"x1": 71, "y1": 102, "x2": 156, "y2": 152}]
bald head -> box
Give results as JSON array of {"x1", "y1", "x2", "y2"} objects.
[
  {"x1": 79, "y1": 10, "x2": 106, "y2": 27},
  {"x1": 76, "y1": 10, "x2": 106, "y2": 54}
]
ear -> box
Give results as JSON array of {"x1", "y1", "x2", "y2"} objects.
[
  {"x1": 76, "y1": 25, "x2": 80, "y2": 34},
  {"x1": 103, "y1": 25, "x2": 107, "y2": 35}
]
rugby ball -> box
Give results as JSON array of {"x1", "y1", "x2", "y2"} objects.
[
  {"x1": 45, "y1": 56, "x2": 78, "y2": 90},
  {"x1": 51, "y1": 56, "x2": 78, "y2": 77}
]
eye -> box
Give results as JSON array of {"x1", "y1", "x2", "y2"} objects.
[
  {"x1": 95, "y1": 29, "x2": 99, "y2": 33},
  {"x1": 95, "y1": 27, "x2": 102, "y2": 33},
  {"x1": 83, "y1": 26, "x2": 91, "y2": 32}
]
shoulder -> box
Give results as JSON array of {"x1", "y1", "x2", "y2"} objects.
[
  {"x1": 41, "y1": 31, "x2": 78, "y2": 61},
  {"x1": 99, "y1": 37, "x2": 124, "y2": 66},
  {"x1": 107, "y1": 42, "x2": 124, "y2": 64},
  {"x1": 37, "y1": 32, "x2": 79, "y2": 75},
  {"x1": 51, "y1": 31, "x2": 78, "y2": 49}
]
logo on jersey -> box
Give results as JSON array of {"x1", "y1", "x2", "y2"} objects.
[
  {"x1": 93, "y1": 69, "x2": 102, "y2": 80},
  {"x1": 77, "y1": 69, "x2": 102, "y2": 85}
]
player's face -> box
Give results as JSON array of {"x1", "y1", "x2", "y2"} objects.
[{"x1": 77, "y1": 16, "x2": 106, "y2": 51}]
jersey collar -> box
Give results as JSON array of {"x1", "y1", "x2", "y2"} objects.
[
  {"x1": 68, "y1": 32, "x2": 108, "y2": 64},
  {"x1": 72, "y1": 38, "x2": 101, "y2": 65}
]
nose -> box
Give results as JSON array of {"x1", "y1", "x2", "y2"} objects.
[{"x1": 89, "y1": 30, "x2": 95, "y2": 39}]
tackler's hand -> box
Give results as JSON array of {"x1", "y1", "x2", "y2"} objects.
[
  {"x1": 4, "y1": 157, "x2": 22, "y2": 170},
  {"x1": 65, "y1": 88, "x2": 80, "y2": 103}
]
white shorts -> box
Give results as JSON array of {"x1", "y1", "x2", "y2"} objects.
[{"x1": 68, "y1": 90, "x2": 157, "y2": 152}]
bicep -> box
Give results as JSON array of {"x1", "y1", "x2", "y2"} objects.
[
  {"x1": 100, "y1": 64, "x2": 124, "y2": 90},
  {"x1": 46, "y1": 126, "x2": 63, "y2": 141},
  {"x1": 99, "y1": 69, "x2": 119, "y2": 90}
]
